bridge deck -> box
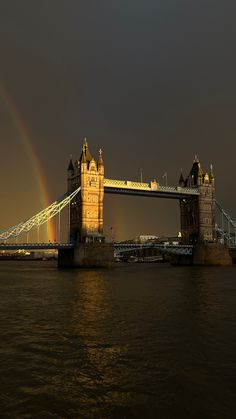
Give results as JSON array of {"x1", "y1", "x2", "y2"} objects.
[
  {"x1": 0, "y1": 242, "x2": 193, "y2": 255},
  {"x1": 0, "y1": 242, "x2": 235, "y2": 254},
  {"x1": 0, "y1": 243, "x2": 73, "y2": 251}
]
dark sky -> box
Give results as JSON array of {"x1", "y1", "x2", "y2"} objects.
[{"x1": 1, "y1": 0, "x2": 236, "y2": 241}]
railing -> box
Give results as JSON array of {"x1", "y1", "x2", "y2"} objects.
[
  {"x1": 104, "y1": 179, "x2": 150, "y2": 189},
  {"x1": 0, "y1": 243, "x2": 73, "y2": 250},
  {"x1": 114, "y1": 243, "x2": 193, "y2": 256}
]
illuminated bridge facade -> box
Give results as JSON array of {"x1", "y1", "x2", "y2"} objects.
[{"x1": 0, "y1": 139, "x2": 235, "y2": 258}]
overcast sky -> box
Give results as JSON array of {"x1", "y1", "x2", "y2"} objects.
[{"x1": 1, "y1": 0, "x2": 236, "y2": 240}]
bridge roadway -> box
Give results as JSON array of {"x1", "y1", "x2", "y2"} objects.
[
  {"x1": 104, "y1": 179, "x2": 199, "y2": 199},
  {"x1": 0, "y1": 242, "x2": 193, "y2": 255},
  {"x1": 0, "y1": 243, "x2": 73, "y2": 251},
  {"x1": 0, "y1": 242, "x2": 235, "y2": 255}
]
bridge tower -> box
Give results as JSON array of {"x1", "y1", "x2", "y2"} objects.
[
  {"x1": 179, "y1": 156, "x2": 215, "y2": 244},
  {"x1": 178, "y1": 156, "x2": 231, "y2": 265},
  {"x1": 59, "y1": 139, "x2": 113, "y2": 267},
  {"x1": 67, "y1": 138, "x2": 104, "y2": 243}
]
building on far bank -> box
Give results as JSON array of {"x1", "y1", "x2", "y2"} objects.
[
  {"x1": 132, "y1": 234, "x2": 181, "y2": 245},
  {"x1": 134, "y1": 235, "x2": 159, "y2": 243}
]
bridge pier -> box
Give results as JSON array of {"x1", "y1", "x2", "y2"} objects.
[
  {"x1": 192, "y1": 243, "x2": 232, "y2": 266},
  {"x1": 58, "y1": 242, "x2": 114, "y2": 268},
  {"x1": 229, "y1": 248, "x2": 236, "y2": 264},
  {"x1": 171, "y1": 243, "x2": 232, "y2": 266}
]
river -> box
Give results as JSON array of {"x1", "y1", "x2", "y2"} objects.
[{"x1": 0, "y1": 261, "x2": 236, "y2": 418}]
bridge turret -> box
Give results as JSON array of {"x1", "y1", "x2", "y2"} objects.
[
  {"x1": 98, "y1": 148, "x2": 104, "y2": 170},
  {"x1": 204, "y1": 172, "x2": 209, "y2": 184},
  {"x1": 209, "y1": 164, "x2": 215, "y2": 186},
  {"x1": 197, "y1": 163, "x2": 203, "y2": 186},
  {"x1": 67, "y1": 157, "x2": 74, "y2": 173},
  {"x1": 67, "y1": 156, "x2": 74, "y2": 194},
  {"x1": 179, "y1": 170, "x2": 185, "y2": 187}
]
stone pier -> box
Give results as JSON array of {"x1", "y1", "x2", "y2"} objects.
[
  {"x1": 192, "y1": 243, "x2": 232, "y2": 266},
  {"x1": 58, "y1": 242, "x2": 114, "y2": 268},
  {"x1": 171, "y1": 243, "x2": 232, "y2": 266}
]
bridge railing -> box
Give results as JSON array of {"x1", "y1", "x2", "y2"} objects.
[
  {"x1": 0, "y1": 243, "x2": 73, "y2": 250},
  {"x1": 114, "y1": 243, "x2": 193, "y2": 255},
  {"x1": 104, "y1": 179, "x2": 150, "y2": 190}
]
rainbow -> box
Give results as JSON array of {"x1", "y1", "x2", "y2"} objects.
[{"x1": 0, "y1": 84, "x2": 55, "y2": 241}]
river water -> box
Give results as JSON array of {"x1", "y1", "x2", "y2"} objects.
[{"x1": 0, "y1": 261, "x2": 236, "y2": 418}]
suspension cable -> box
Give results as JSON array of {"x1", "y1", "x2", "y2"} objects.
[{"x1": 0, "y1": 187, "x2": 80, "y2": 241}]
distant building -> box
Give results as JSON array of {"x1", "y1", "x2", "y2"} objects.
[
  {"x1": 135, "y1": 235, "x2": 159, "y2": 243},
  {"x1": 156, "y1": 235, "x2": 181, "y2": 245}
]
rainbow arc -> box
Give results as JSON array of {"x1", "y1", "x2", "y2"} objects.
[{"x1": 0, "y1": 84, "x2": 55, "y2": 240}]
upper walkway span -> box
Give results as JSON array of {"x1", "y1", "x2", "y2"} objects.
[{"x1": 104, "y1": 178, "x2": 199, "y2": 199}]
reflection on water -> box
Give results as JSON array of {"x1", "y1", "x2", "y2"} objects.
[
  {"x1": 66, "y1": 271, "x2": 127, "y2": 416},
  {"x1": 0, "y1": 262, "x2": 236, "y2": 418}
]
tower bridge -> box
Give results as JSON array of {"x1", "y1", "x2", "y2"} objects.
[{"x1": 1, "y1": 139, "x2": 235, "y2": 266}]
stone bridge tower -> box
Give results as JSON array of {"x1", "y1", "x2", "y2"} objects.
[
  {"x1": 179, "y1": 156, "x2": 216, "y2": 244},
  {"x1": 67, "y1": 139, "x2": 104, "y2": 244}
]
